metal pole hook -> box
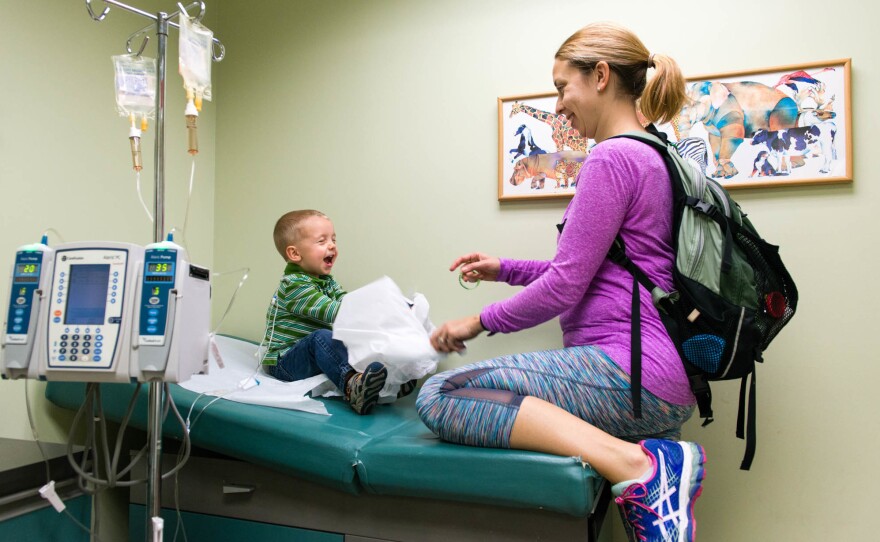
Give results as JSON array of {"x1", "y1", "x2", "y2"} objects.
[
  {"x1": 212, "y1": 41, "x2": 225, "y2": 62},
  {"x1": 177, "y1": 2, "x2": 206, "y2": 23},
  {"x1": 85, "y1": 0, "x2": 110, "y2": 21},
  {"x1": 127, "y1": 33, "x2": 151, "y2": 56}
]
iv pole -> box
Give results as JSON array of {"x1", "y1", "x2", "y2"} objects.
[{"x1": 84, "y1": 1, "x2": 224, "y2": 538}]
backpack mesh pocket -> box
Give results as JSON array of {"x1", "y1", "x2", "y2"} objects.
[
  {"x1": 682, "y1": 334, "x2": 725, "y2": 373},
  {"x1": 734, "y1": 229, "x2": 798, "y2": 350}
]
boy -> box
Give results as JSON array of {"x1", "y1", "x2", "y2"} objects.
[{"x1": 262, "y1": 210, "x2": 401, "y2": 414}]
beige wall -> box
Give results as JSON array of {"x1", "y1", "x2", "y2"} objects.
[{"x1": 2, "y1": 0, "x2": 877, "y2": 540}]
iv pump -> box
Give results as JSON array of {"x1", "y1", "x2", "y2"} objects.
[
  {"x1": 1, "y1": 237, "x2": 210, "y2": 384},
  {"x1": 1, "y1": 239, "x2": 53, "y2": 380}
]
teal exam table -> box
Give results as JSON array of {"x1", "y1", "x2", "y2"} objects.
[{"x1": 45, "y1": 339, "x2": 610, "y2": 542}]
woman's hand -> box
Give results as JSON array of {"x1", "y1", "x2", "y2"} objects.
[
  {"x1": 431, "y1": 315, "x2": 484, "y2": 353},
  {"x1": 450, "y1": 252, "x2": 500, "y2": 284}
]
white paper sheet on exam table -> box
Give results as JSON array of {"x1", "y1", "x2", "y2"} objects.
[{"x1": 179, "y1": 335, "x2": 333, "y2": 416}]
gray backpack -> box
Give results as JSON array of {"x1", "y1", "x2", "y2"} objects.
[{"x1": 609, "y1": 127, "x2": 798, "y2": 470}]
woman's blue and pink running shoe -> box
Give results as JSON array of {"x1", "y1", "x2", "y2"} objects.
[{"x1": 615, "y1": 439, "x2": 706, "y2": 541}]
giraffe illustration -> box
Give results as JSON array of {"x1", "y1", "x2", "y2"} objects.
[{"x1": 509, "y1": 102, "x2": 588, "y2": 152}]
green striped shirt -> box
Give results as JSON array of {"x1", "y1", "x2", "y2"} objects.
[{"x1": 261, "y1": 263, "x2": 346, "y2": 366}]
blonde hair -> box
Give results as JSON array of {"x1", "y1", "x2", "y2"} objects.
[
  {"x1": 273, "y1": 209, "x2": 328, "y2": 260},
  {"x1": 555, "y1": 22, "x2": 686, "y2": 125}
]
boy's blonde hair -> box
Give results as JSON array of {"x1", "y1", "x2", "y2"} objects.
[
  {"x1": 555, "y1": 22, "x2": 686, "y2": 125},
  {"x1": 273, "y1": 209, "x2": 328, "y2": 261}
]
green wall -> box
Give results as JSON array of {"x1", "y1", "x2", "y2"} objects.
[{"x1": 212, "y1": 2, "x2": 879, "y2": 540}]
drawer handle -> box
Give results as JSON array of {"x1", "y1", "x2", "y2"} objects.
[{"x1": 222, "y1": 484, "x2": 256, "y2": 494}]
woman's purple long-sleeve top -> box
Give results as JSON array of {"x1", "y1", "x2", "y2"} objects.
[{"x1": 480, "y1": 137, "x2": 694, "y2": 405}]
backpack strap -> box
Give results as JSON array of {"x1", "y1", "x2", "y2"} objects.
[
  {"x1": 688, "y1": 369, "x2": 714, "y2": 425},
  {"x1": 608, "y1": 236, "x2": 653, "y2": 418},
  {"x1": 737, "y1": 371, "x2": 757, "y2": 470}
]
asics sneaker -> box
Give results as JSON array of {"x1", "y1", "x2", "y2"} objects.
[{"x1": 615, "y1": 439, "x2": 706, "y2": 542}]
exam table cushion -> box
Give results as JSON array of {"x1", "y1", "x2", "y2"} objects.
[{"x1": 45, "y1": 350, "x2": 603, "y2": 517}]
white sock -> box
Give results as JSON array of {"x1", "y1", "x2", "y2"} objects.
[{"x1": 611, "y1": 465, "x2": 652, "y2": 497}]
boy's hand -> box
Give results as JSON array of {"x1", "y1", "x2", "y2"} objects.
[{"x1": 450, "y1": 252, "x2": 500, "y2": 283}]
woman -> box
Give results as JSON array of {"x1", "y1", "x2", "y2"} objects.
[{"x1": 416, "y1": 22, "x2": 705, "y2": 541}]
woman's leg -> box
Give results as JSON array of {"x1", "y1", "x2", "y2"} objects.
[
  {"x1": 416, "y1": 345, "x2": 692, "y2": 483},
  {"x1": 417, "y1": 346, "x2": 705, "y2": 541},
  {"x1": 509, "y1": 396, "x2": 649, "y2": 484}
]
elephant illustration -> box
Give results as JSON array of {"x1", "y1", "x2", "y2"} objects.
[{"x1": 676, "y1": 81, "x2": 799, "y2": 178}]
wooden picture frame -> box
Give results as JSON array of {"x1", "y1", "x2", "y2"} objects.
[
  {"x1": 655, "y1": 58, "x2": 852, "y2": 189},
  {"x1": 497, "y1": 93, "x2": 593, "y2": 201}
]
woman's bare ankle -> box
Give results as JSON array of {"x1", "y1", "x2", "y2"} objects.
[{"x1": 614, "y1": 443, "x2": 652, "y2": 484}]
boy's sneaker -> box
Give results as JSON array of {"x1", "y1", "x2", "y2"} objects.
[
  {"x1": 346, "y1": 362, "x2": 387, "y2": 415},
  {"x1": 396, "y1": 379, "x2": 418, "y2": 399},
  {"x1": 614, "y1": 439, "x2": 706, "y2": 542}
]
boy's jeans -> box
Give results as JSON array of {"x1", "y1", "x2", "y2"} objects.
[{"x1": 270, "y1": 329, "x2": 353, "y2": 391}]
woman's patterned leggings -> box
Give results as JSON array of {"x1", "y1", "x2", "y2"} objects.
[{"x1": 416, "y1": 345, "x2": 694, "y2": 449}]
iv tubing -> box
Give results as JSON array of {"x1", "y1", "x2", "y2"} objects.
[
  {"x1": 24, "y1": 382, "x2": 51, "y2": 483},
  {"x1": 210, "y1": 267, "x2": 250, "y2": 335},
  {"x1": 136, "y1": 170, "x2": 155, "y2": 223},
  {"x1": 40, "y1": 228, "x2": 66, "y2": 245},
  {"x1": 167, "y1": 156, "x2": 196, "y2": 254},
  {"x1": 181, "y1": 156, "x2": 196, "y2": 248}
]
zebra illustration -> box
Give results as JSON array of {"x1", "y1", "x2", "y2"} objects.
[{"x1": 674, "y1": 137, "x2": 710, "y2": 175}]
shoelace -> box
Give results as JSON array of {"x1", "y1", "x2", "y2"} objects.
[{"x1": 615, "y1": 483, "x2": 661, "y2": 542}]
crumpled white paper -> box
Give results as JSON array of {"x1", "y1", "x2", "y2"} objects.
[{"x1": 333, "y1": 276, "x2": 441, "y2": 397}]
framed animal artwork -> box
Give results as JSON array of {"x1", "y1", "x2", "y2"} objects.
[
  {"x1": 498, "y1": 93, "x2": 593, "y2": 201},
  {"x1": 654, "y1": 58, "x2": 852, "y2": 189}
]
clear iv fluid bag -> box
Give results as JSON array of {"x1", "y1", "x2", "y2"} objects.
[
  {"x1": 112, "y1": 54, "x2": 157, "y2": 118},
  {"x1": 178, "y1": 14, "x2": 213, "y2": 101}
]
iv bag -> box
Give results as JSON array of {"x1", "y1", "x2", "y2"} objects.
[
  {"x1": 112, "y1": 54, "x2": 157, "y2": 118},
  {"x1": 178, "y1": 14, "x2": 213, "y2": 101}
]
